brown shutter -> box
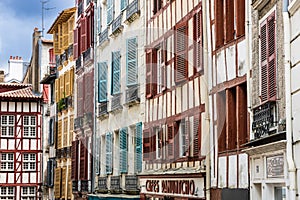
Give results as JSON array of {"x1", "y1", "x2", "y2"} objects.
[
  {"x1": 215, "y1": 0, "x2": 224, "y2": 48},
  {"x1": 260, "y1": 18, "x2": 268, "y2": 102},
  {"x1": 81, "y1": 17, "x2": 87, "y2": 53},
  {"x1": 167, "y1": 125, "x2": 174, "y2": 159},
  {"x1": 184, "y1": 120, "x2": 190, "y2": 157},
  {"x1": 225, "y1": 0, "x2": 234, "y2": 43},
  {"x1": 268, "y1": 12, "x2": 276, "y2": 101},
  {"x1": 194, "y1": 11, "x2": 203, "y2": 73},
  {"x1": 146, "y1": 51, "x2": 152, "y2": 98},
  {"x1": 237, "y1": 84, "x2": 248, "y2": 146},
  {"x1": 71, "y1": 140, "x2": 79, "y2": 180},
  {"x1": 193, "y1": 115, "x2": 201, "y2": 157},
  {"x1": 77, "y1": 77, "x2": 84, "y2": 117},
  {"x1": 73, "y1": 28, "x2": 79, "y2": 59},
  {"x1": 152, "y1": 49, "x2": 158, "y2": 96},
  {"x1": 175, "y1": 23, "x2": 188, "y2": 82},
  {"x1": 236, "y1": 0, "x2": 245, "y2": 37},
  {"x1": 54, "y1": 167, "x2": 61, "y2": 198},
  {"x1": 143, "y1": 129, "x2": 151, "y2": 160},
  {"x1": 174, "y1": 122, "x2": 179, "y2": 159},
  {"x1": 217, "y1": 91, "x2": 226, "y2": 152},
  {"x1": 79, "y1": 138, "x2": 88, "y2": 180},
  {"x1": 226, "y1": 88, "x2": 237, "y2": 150},
  {"x1": 162, "y1": 42, "x2": 167, "y2": 91}
]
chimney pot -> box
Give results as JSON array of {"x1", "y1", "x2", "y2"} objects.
[
  {"x1": 16, "y1": 56, "x2": 18, "y2": 59},
  {"x1": 10, "y1": 56, "x2": 12, "y2": 59}
]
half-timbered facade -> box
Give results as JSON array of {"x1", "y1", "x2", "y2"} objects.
[
  {"x1": 140, "y1": 0, "x2": 208, "y2": 199},
  {"x1": 0, "y1": 83, "x2": 43, "y2": 200},
  {"x1": 46, "y1": 7, "x2": 76, "y2": 200},
  {"x1": 207, "y1": 0, "x2": 249, "y2": 199},
  {"x1": 91, "y1": 0, "x2": 144, "y2": 199},
  {"x1": 73, "y1": 0, "x2": 95, "y2": 199}
]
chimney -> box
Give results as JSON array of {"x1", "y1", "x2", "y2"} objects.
[
  {"x1": 0, "y1": 70, "x2": 4, "y2": 83},
  {"x1": 10, "y1": 56, "x2": 12, "y2": 59}
]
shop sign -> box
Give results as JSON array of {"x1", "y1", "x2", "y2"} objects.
[{"x1": 266, "y1": 154, "x2": 284, "y2": 178}]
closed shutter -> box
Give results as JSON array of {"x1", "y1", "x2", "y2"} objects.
[
  {"x1": 49, "y1": 48, "x2": 55, "y2": 64},
  {"x1": 126, "y1": 37, "x2": 138, "y2": 86},
  {"x1": 151, "y1": 128, "x2": 156, "y2": 160},
  {"x1": 42, "y1": 84, "x2": 49, "y2": 103},
  {"x1": 71, "y1": 140, "x2": 79, "y2": 180},
  {"x1": 55, "y1": 78, "x2": 60, "y2": 103},
  {"x1": 135, "y1": 122, "x2": 142, "y2": 172},
  {"x1": 143, "y1": 129, "x2": 151, "y2": 161},
  {"x1": 54, "y1": 31, "x2": 60, "y2": 55},
  {"x1": 194, "y1": 11, "x2": 203, "y2": 73},
  {"x1": 65, "y1": 71, "x2": 70, "y2": 97},
  {"x1": 119, "y1": 128, "x2": 128, "y2": 173},
  {"x1": 236, "y1": 0, "x2": 245, "y2": 37},
  {"x1": 61, "y1": 167, "x2": 67, "y2": 198},
  {"x1": 47, "y1": 160, "x2": 54, "y2": 187},
  {"x1": 81, "y1": 17, "x2": 87, "y2": 53},
  {"x1": 62, "y1": 22, "x2": 69, "y2": 50},
  {"x1": 175, "y1": 23, "x2": 188, "y2": 82},
  {"x1": 111, "y1": 51, "x2": 121, "y2": 95},
  {"x1": 58, "y1": 24, "x2": 63, "y2": 50},
  {"x1": 167, "y1": 125, "x2": 174, "y2": 159},
  {"x1": 48, "y1": 118, "x2": 54, "y2": 145},
  {"x1": 215, "y1": 0, "x2": 224, "y2": 48},
  {"x1": 97, "y1": 6, "x2": 101, "y2": 34},
  {"x1": 107, "y1": 0, "x2": 114, "y2": 25},
  {"x1": 225, "y1": 0, "x2": 234, "y2": 43},
  {"x1": 121, "y1": 0, "x2": 128, "y2": 10},
  {"x1": 70, "y1": 67, "x2": 75, "y2": 95},
  {"x1": 193, "y1": 115, "x2": 201, "y2": 157},
  {"x1": 95, "y1": 137, "x2": 101, "y2": 175},
  {"x1": 73, "y1": 28, "x2": 79, "y2": 59},
  {"x1": 98, "y1": 62, "x2": 108, "y2": 103},
  {"x1": 67, "y1": 166, "x2": 72, "y2": 199},
  {"x1": 68, "y1": 17, "x2": 74, "y2": 45},
  {"x1": 106, "y1": 132, "x2": 113, "y2": 174},
  {"x1": 54, "y1": 167, "x2": 61, "y2": 198},
  {"x1": 57, "y1": 120, "x2": 62, "y2": 149},
  {"x1": 84, "y1": 70, "x2": 94, "y2": 113},
  {"x1": 79, "y1": 138, "x2": 88, "y2": 180},
  {"x1": 152, "y1": 49, "x2": 158, "y2": 95},
  {"x1": 146, "y1": 51, "x2": 152, "y2": 98},
  {"x1": 60, "y1": 75, "x2": 65, "y2": 99},
  {"x1": 77, "y1": 77, "x2": 84, "y2": 116}
]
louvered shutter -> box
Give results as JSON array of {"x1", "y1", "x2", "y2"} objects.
[
  {"x1": 68, "y1": 18, "x2": 74, "y2": 45},
  {"x1": 77, "y1": 77, "x2": 84, "y2": 116},
  {"x1": 267, "y1": 12, "x2": 276, "y2": 101},
  {"x1": 194, "y1": 11, "x2": 203, "y2": 73},
  {"x1": 152, "y1": 49, "x2": 158, "y2": 95},
  {"x1": 135, "y1": 122, "x2": 142, "y2": 172},
  {"x1": 95, "y1": 137, "x2": 100, "y2": 175},
  {"x1": 61, "y1": 167, "x2": 67, "y2": 198},
  {"x1": 63, "y1": 22, "x2": 69, "y2": 50},
  {"x1": 55, "y1": 79, "x2": 60, "y2": 103},
  {"x1": 71, "y1": 140, "x2": 79, "y2": 180},
  {"x1": 106, "y1": 132, "x2": 113, "y2": 174},
  {"x1": 47, "y1": 160, "x2": 54, "y2": 187},
  {"x1": 143, "y1": 129, "x2": 151, "y2": 161},
  {"x1": 73, "y1": 29, "x2": 79, "y2": 59},
  {"x1": 167, "y1": 125, "x2": 174, "y2": 159},
  {"x1": 97, "y1": 6, "x2": 101, "y2": 34},
  {"x1": 193, "y1": 116, "x2": 201, "y2": 157},
  {"x1": 57, "y1": 120, "x2": 62, "y2": 149},
  {"x1": 236, "y1": 0, "x2": 245, "y2": 37},
  {"x1": 67, "y1": 166, "x2": 72, "y2": 199},
  {"x1": 54, "y1": 167, "x2": 61, "y2": 198},
  {"x1": 58, "y1": 24, "x2": 63, "y2": 50},
  {"x1": 175, "y1": 23, "x2": 188, "y2": 82},
  {"x1": 49, "y1": 48, "x2": 55, "y2": 64},
  {"x1": 107, "y1": 0, "x2": 114, "y2": 25},
  {"x1": 225, "y1": 0, "x2": 234, "y2": 43},
  {"x1": 260, "y1": 18, "x2": 268, "y2": 102},
  {"x1": 60, "y1": 75, "x2": 65, "y2": 99},
  {"x1": 111, "y1": 51, "x2": 121, "y2": 95},
  {"x1": 79, "y1": 138, "x2": 88, "y2": 179},
  {"x1": 184, "y1": 120, "x2": 190, "y2": 157},
  {"x1": 126, "y1": 37, "x2": 138, "y2": 86},
  {"x1": 54, "y1": 31, "x2": 61, "y2": 55},
  {"x1": 119, "y1": 128, "x2": 128, "y2": 173},
  {"x1": 215, "y1": 0, "x2": 224, "y2": 48},
  {"x1": 70, "y1": 67, "x2": 74, "y2": 95},
  {"x1": 84, "y1": 70, "x2": 94, "y2": 113},
  {"x1": 121, "y1": 0, "x2": 128, "y2": 10},
  {"x1": 42, "y1": 84, "x2": 49, "y2": 103},
  {"x1": 174, "y1": 122, "x2": 180, "y2": 159},
  {"x1": 98, "y1": 62, "x2": 108, "y2": 103},
  {"x1": 65, "y1": 71, "x2": 70, "y2": 97},
  {"x1": 81, "y1": 17, "x2": 87, "y2": 53},
  {"x1": 146, "y1": 51, "x2": 152, "y2": 98}
]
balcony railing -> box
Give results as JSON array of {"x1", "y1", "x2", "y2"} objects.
[
  {"x1": 83, "y1": 47, "x2": 93, "y2": 65},
  {"x1": 125, "y1": 175, "x2": 139, "y2": 193},
  {"x1": 111, "y1": 14, "x2": 124, "y2": 36},
  {"x1": 72, "y1": 181, "x2": 78, "y2": 192},
  {"x1": 61, "y1": 51, "x2": 67, "y2": 64},
  {"x1": 98, "y1": 177, "x2": 108, "y2": 193},
  {"x1": 252, "y1": 102, "x2": 277, "y2": 139},
  {"x1": 84, "y1": 112, "x2": 93, "y2": 125},
  {"x1": 74, "y1": 116, "x2": 84, "y2": 130},
  {"x1": 98, "y1": 102, "x2": 108, "y2": 117},
  {"x1": 68, "y1": 44, "x2": 73, "y2": 58},
  {"x1": 76, "y1": 55, "x2": 82, "y2": 71},
  {"x1": 125, "y1": 0, "x2": 140, "y2": 24},
  {"x1": 56, "y1": 55, "x2": 61, "y2": 68},
  {"x1": 99, "y1": 28, "x2": 109, "y2": 46},
  {"x1": 110, "y1": 176, "x2": 122, "y2": 193},
  {"x1": 111, "y1": 94, "x2": 122, "y2": 111},
  {"x1": 81, "y1": 180, "x2": 89, "y2": 192},
  {"x1": 125, "y1": 85, "x2": 140, "y2": 105}
]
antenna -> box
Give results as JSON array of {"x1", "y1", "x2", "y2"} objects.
[{"x1": 41, "y1": 0, "x2": 55, "y2": 37}]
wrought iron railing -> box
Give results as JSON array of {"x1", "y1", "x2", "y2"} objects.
[
  {"x1": 76, "y1": 55, "x2": 82, "y2": 71},
  {"x1": 98, "y1": 177, "x2": 108, "y2": 192},
  {"x1": 81, "y1": 180, "x2": 89, "y2": 192},
  {"x1": 74, "y1": 116, "x2": 84, "y2": 130},
  {"x1": 98, "y1": 102, "x2": 108, "y2": 117},
  {"x1": 125, "y1": 85, "x2": 140, "y2": 104},
  {"x1": 111, "y1": 94, "x2": 122, "y2": 111},
  {"x1": 99, "y1": 28, "x2": 109, "y2": 46},
  {"x1": 110, "y1": 176, "x2": 122, "y2": 193},
  {"x1": 83, "y1": 47, "x2": 93, "y2": 65},
  {"x1": 125, "y1": 0, "x2": 140, "y2": 23},
  {"x1": 72, "y1": 180, "x2": 78, "y2": 192},
  {"x1": 111, "y1": 14, "x2": 123, "y2": 35},
  {"x1": 125, "y1": 175, "x2": 139, "y2": 192}
]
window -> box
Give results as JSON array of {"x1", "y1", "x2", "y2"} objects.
[
  {"x1": 98, "y1": 62, "x2": 108, "y2": 103},
  {"x1": 107, "y1": 0, "x2": 114, "y2": 25},
  {"x1": 23, "y1": 153, "x2": 36, "y2": 171},
  {"x1": 21, "y1": 186, "x2": 35, "y2": 200},
  {"x1": 111, "y1": 51, "x2": 121, "y2": 95},
  {"x1": 194, "y1": 11, "x2": 203, "y2": 73},
  {"x1": 119, "y1": 128, "x2": 128, "y2": 173},
  {"x1": 0, "y1": 187, "x2": 14, "y2": 200},
  {"x1": 106, "y1": 132, "x2": 113, "y2": 174},
  {"x1": 175, "y1": 23, "x2": 188, "y2": 83},
  {"x1": 1, "y1": 153, "x2": 14, "y2": 171},
  {"x1": 23, "y1": 116, "x2": 36, "y2": 137},
  {"x1": 179, "y1": 120, "x2": 189, "y2": 157},
  {"x1": 126, "y1": 37, "x2": 138, "y2": 86},
  {"x1": 121, "y1": 0, "x2": 128, "y2": 11},
  {"x1": 155, "y1": 127, "x2": 163, "y2": 159},
  {"x1": 63, "y1": 117, "x2": 68, "y2": 147},
  {"x1": 153, "y1": 0, "x2": 162, "y2": 15},
  {"x1": 1, "y1": 115, "x2": 14, "y2": 137},
  {"x1": 260, "y1": 11, "x2": 276, "y2": 103}
]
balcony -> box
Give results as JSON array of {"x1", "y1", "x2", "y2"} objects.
[
  {"x1": 83, "y1": 47, "x2": 93, "y2": 66},
  {"x1": 72, "y1": 181, "x2": 78, "y2": 192},
  {"x1": 40, "y1": 65, "x2": 57, "y2": 84},
  {"x1": 125, "y1": 175, "x2": 139, "y2": 194},
  {"x1": 111, "y1": 14, "x2": 124, "y2": 36},
  {"x1": 68, "y1": 45, "x2": 73, "y2": 58},
  {"x1": 98, "y1": 102, "x2": 108, "y2": 118},
  {"x1": 56, "y1": 55, "x2": 61, "y2": 68},
  {"x1": 61, "y1": 51, "x2": 68, "y2": 65},
  {"x1": 98, "y1": 177, "x2": 108, "y2": 193},
  {"x1": 78, "y1": 1, "x2": 83, "y2": 16},
  {"x1": 111, "y1": 94, "x2": 122, "y2": 112},
  {"x1": 84, "y1": 112, "x2": 93, "y2": 125},
  {"x1": 110, "y1": 176, "x2": 122, "y2": 194},
  {"x1": 125, "y1": 0, "x2": 140, "y2": 24},
  {"x1": 80, "y1": 180, "x2": 89, "y2": 192},
  {"x1": 125, "y1": 85, "x2": 140, "y2": 105},
  {"x1": 76, "y1": 55, "x2": 82, "y2": 71},
  {"x1": 74, "y1": 116, "x2": 84, "y2": 130},
  {"x1": 99, "y1": 28, "x2": 109, "y2": 46}
]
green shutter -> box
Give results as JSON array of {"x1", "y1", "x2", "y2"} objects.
[
  {"x1": 121, "y1": 0, "x2": 128, "y2": 11},
  {"x1": 135, "y1": 122, "x2": 142, "y2": 173},
  {"x1": 98, "y1": 62, "x2": 107, "y2": 103},
  {"x1": 97, "y1": 6, "x2": 101, "y2": 34},
  {"x1": 106, "y1": 132, "x2": 113, "y2": 174},
  {"x1": 111, "y1": 51, "x2": 121, "y2": 95},
  {"x1": 126, "y1": 37, "x2": 138, "y2": 86},
  {"x1": 119, "y1": 128, "x2": 128, "y2": 173},
  {"x1": 107, "y1": 0, "x2": 114, "y2": 25}
]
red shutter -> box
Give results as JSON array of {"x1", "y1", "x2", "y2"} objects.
[
  {"x1": 225, "y1": 0, "x2": 234, "y2": 43},
  {"x1": 143, "y1": 129, "x2": 151, "y2": 160},
  {"x1": 267, "y1": 12, "x2": 276, "y2": 101},
  {"x1": 175, "y1": 23, "x2": 188, "y2": 82},
  {"x1": 146, "y1": 51, "x2": 152, "y2": 98},
  {"x1": 217, "y1": 91, "x2": 226, "y2": 152},
  {"x1": 77, "y1": 77, "x2": 84, "y2": 117},
  {"x1": 49, "y1": 48, "x2": 55, "y2": 64},
  {"x1": 43, "y1": 84, "x2": 49, "y2": 103},
  {"x1": 215, "y1": 0, "x2": 224, "y2": 48},
  {"x1": 194, "y1": 11, "x2": 203, "y2": 73},
  {"x1": 71, "y1": 140, "x2": 79, "y2": 180},
  {"x1": 87, "y1": 15, "x2": 91, "y2": 48},
  {"x1": 152, "y1": 49, "x2": 158, "y2": 96},
  {"x1": 79, "y1": 138, "x2": 88, "y2": 180},
  {"x1": 226, "y1": 88, "x2": 237, "y2": 150},
  {"x1": 193, "y1": 115, "x2": 201, "y2": 157},
  {"x1": 260, "y1": 18, "x2": 268, "y2": 102},
  {"x1": 73, "y1": 28, "x2": 79, "y2": 59},
  {"x1": 167, "y1": 125, "x2": 174, "y2": 159},
  {"x1": 161, "y1": 42, "x2": 167, "y2": 91},
  {"x1": 236, "y1": 0, "x2": 245, "y2": 37},
  {"x1": 81, "y1": 17, "x2": 87, "y2": 53},
  {"x1": 84, "y1": 71, "x2": 94, "y2": 114}
]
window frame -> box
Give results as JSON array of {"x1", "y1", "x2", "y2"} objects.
[
  {"x1": 1, "y1": 115, "x2": 15, "y2": 137},
  {"x1": 0, "y1": 153, "x2": 14, "y2": 171},
  {"x1": 23, "y1": 153, "x2": 36, "y2": 171},
  {"x1": 23, "y1": 116, "x2": 36, "y2": 138}
]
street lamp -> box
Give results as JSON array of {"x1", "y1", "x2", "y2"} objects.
[{"x1": 37, "y1": 186, "x2": 43, "y2": 200}]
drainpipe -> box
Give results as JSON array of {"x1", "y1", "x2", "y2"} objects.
[
  {"x1": 202, "y1": 0, "x2": 210, "y2": 199},
  {"x1": 283, "y1": 0, "x2": 297, "y2": 199}
]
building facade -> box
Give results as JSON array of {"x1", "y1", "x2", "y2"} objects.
[
  {"x1": 90, "y1": 0, "x2": 144, "y2": 199},
  {"x1": 0, "y1": 83, "x2": 43, "y2": 200}
]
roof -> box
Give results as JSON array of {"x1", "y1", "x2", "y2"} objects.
[
  {"x1": 0, "y1": 82, "x2": 32, "y2": 88},
  {"x1": 41, "y1": 38, "x2": 53, "y2": 44},
  {"x1": 47, "y1": 7, "x2": 76, "y2": 34},
  {"x1": 0, "y1": 83, "x2": 42, "y2": 100}
]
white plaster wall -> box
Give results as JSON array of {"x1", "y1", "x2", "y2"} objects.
[
  {"x1": 218, "y1": 156, "x2": 227, "y2": 188},
  {"x1": 239, "y1": 153, "x2": 249, "y2": 188},
  {"x1": 237, "y1": 40, "x2": 247, "y2": 77},
  {"x1": 292, "y1": 92, "x2": 300, "y2": 142},
  {"x1": 228, "y1": 155, "x2": 237, "y2": 188},
  {"x1": 226, "y1": 46, "x2": 236, "y2": 81}
]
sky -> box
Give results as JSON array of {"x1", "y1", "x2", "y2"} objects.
[{"x1": 0, "y1": 0, "x2": 74, "y2": 71}]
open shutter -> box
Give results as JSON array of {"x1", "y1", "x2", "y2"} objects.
[
  {"x1": 107, "y1": 0, "x2": 114, "y2": 25},
  {"x1": 267, "y1": 12, "x2": 276, "y2": 101},
  {"x1": 236, "y1": 0, "x2": 245, "y2": 37},
  {"x1": 47, "y1": 160, "x2": 54, "y2": 187},
  {"x1": 73, "y1": 28, "x2": 79, "y2": 59},
  {"x1": 97, "y1": 6, "x2": 102, "y2": 34},
  {"x1": 119, "y1": 128, "x2": 128, "y2": 173},
  {"x1": 151, "y1": 128, "x2": 156, "y2": 160},
  {"x1": 167, "y1": 125, "x2": 174, "y2": 159},
  {"x1": 152, "y1": 49, "x2": 158, "y2": 95},
  {"x1": 98, "y1": 62, "x2": 108, "y2": 103},
  {"x1": 42, "y1": 84, "x2": 49, "y2": 103},
  {"x1": 68, "y1": 17, "x2": 74, "y2": 45},
  {"x1": 61, "y1": 167, "x2": 67, "y2": 198},
  {"x1": 55, "y1": 79, "x2": 59, "y2": 103},
  {"x1": 71, "y1": 140, "x2": 79, "y2": 180},
  {"x1": 57, "y1": 120, "x2": 62, "y2": 149},
  {"x1": 54, "y1": 167, "x2": 61, "y2": 198},
  {"x1": 193, "y1": 115, "x2": 201, "y2": 157},
  {"x1": 70, "y1": 67, "x2": 74, "y2": 95},
  {"x1": 77, "y1": 77, "x2": 84, "y2": 116},
  {"x1": 65, "y1": 71, "x2": 70, "y2": 97},
  {"x1": 225, "y1": 0, "x2": 234, "y2": 43},
  {"x1": 95, "y1": 137, "x2": 101, "y2": 175},
  {"x1": 121, "y1": 0, "x2": 128, "y2": 10},
  {"x1": 111, "y1": 51, "x2": 121, "y2": 95},
  {"x1": 175, "y1": 23, "x2": 188, "y2": 82},
  {"x1": 106, "y1": 132, "x2": 113, "y2": 174},
  {"x1": 67, "y1": 166, "x2": 72, "y2": 199},
  {"x1": 143, "y1": 129, "x2": 151, "y2": 161},
  {"x1": 184, "y1": 120, "x2": 190, "y2": 157},
  {"x1": 126, "y1": 37, "x2": 138, "y2": 86},
  {"x1": 260, "y1": 18, "x2": 268, "y2": 102},
  {"x1": 194, "y1": 11, "x2": 203, "y2": 73},
  {"x1": 215, "y1": 0, "x2": 224, "y2": 48},
  {"x1": 135, "y1": 122, "x2": 142, "y2": 172},
  {"x1": 81, "y1": 17, "x2": 87, "y2": 53},
  {"x1": 63, "y1": 22, "x2": 69, "y2": 50},
  {"x1": 49, "y1": 118, "x2": 54, "y2": 145},
  {"x1": 146, "y1": 51, "x2": 153, "y2": 98},
  {"x1": 60, "y1": 75, "x2": 65, "y2": 99},
  {"x1": 79, "y1": 138, "x2": 88, "y2": 180}
]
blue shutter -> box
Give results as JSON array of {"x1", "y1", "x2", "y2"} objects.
[
  {"x1": 107, "y1": 0, "x2": 114, "y2": 25},
  {"x1": 119, "y1": 128, "x2": 128, "y2": 173},
  {"x1": 95, "y1": 137, "x2": 101, "y2": 175},
  {"x1": 105, "y1": 132, "x2": 113, "y2": 174},
  {"x1": 126, "y1": 37, "x2": 138, "y2": 86},
  {"x1": 111, "y1": 51, "x2": 121, "y2": 95},
  {"x1": 121, "y1": 0, "x2": 128, "y2": 11},
  {"x1": 97, "y1": 6, "x2": 101, "y2": 34},
  {"x1": 135, "y1": 122, "x2": 142, "y2": 173},
  {"x1": 98, "y1": 62, "x2": 108, "y2": 103},
  {"x1": 47, "y1": 159, "x2": 54, "y2": 187}
]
